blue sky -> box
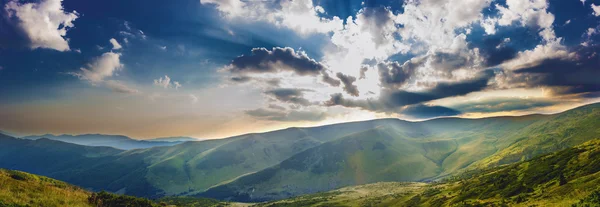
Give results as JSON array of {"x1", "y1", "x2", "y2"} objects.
[{"x1": 1, "y1": 0, "x2": 600, "y2": 139}]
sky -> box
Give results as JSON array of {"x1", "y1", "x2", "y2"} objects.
[{"x1": 1, "y1": 0, "x2": 600, "y2": 139}]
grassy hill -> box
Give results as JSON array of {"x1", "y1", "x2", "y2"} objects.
[
  {"x1": 253, "y1": 139, "x2": 600, "y2": 206},
  {"x1": 0, "y1": 168, "x2": 91, "y2": 207},
  {"x1": 0, "y1": 168, "x2": 239, "y2": 207},
  {"x1": 0, "y1": 103, "x2": 599, "y2": 201},
  {"x1": 199, "y1": 103, "x2": 600, "y2": 201}
]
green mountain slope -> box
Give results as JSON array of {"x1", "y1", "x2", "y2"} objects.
[
  {"x1": 200, "y1": 103, "x2": 600, "y2": 202},
  {"x1": 0, "y1": 103, "x2": 599, "y2": 201},
  {"x1": 253, "y1": 139, "x2": 600, "y2": 207},
  {"x1": 0, "y1": 168, "x2": 92, "y2": 207}
]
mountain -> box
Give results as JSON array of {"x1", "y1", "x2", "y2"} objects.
[
  {"x1": 20, "y1": 134, "x2": 188, "y2": 150},
  {"x1": 0, "y1": 103, "x2": 599, "y2": 201},
  {"x1": 145, "y1": 136, "x2": 202, "y2": 142},
  {"x1": 255, "y1": 139, "x2": 600, "y2": 206},
  {"x1": 199, "y1": 103, "x2": 600, "y2": 201}
]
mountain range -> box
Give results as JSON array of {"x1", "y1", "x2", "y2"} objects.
[
  {"x1": 20, "y1": 134, "x2": 201, "y2": 150},
  {"x1": 0, "y1": 103, "x2": 599, "y2": 202}
]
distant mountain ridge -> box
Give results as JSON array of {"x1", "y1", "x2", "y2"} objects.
[
  {"x1": 19, "y1": 134, "x2": 200, "y2": 150},
  {"x1": 0, "y1": 103, "x2": 598, "y2": 201}
]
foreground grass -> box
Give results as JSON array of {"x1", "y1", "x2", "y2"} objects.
[{"x1": 0, "y1": 169, "x2": 91, "y2": 207}]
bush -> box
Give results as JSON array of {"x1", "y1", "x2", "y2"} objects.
[{"x1": 88, "y1": 191, "x2": 158, "y2": 207}]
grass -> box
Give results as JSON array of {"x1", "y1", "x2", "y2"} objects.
[{"x1": 0, "y1": 169, "x2": 91, "y2": 207}]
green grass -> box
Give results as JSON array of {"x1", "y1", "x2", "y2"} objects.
[
  {"x1": 0, "y1": 169, "x2": 91, "y2": 207},
  {"x1": 254, "y1": 139, "x2": 600, "y2": 206}
]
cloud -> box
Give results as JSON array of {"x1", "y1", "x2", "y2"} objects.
[
  {"x1": 201, "y1": 0, "x2": 343, "y2": 35},
  {"x1": 264, "y1": 88, "x2": 313, "y2": 106},
  {"x1": 592, "y1": 4, "x2": 600, "y2": 16},
  {"x1": 321, "y1": 71, "x2": 340, "y2": 87},
  {"x1": 245, "y1": 108, "x2": 326, "y2": 122},
  {"x1": 325, "y1": 70, "x2": 494, "y2": 114},
  {"x1": 75, "y1": 52, "x2": 123, "y2": 83},
  {"x1": 378, "y1": 60, "x2": 421, "y2": 89},
  {"x1": 230, "y1": 76, "x2": 251, "y2": 83},
  {"x1": 336, "y1": 73, "x2": 359, "y2": 97},
  {"x1": 153, "y1": 75, "x2": 182, "y2": 89},
  {"x1": 450, "y1": 97, "x2": 559, "y2": 113},
  {"x1": 226, "y1": 47, "x2": 325, "y2": 76},
  {"x1": 508, "y1": 45, "x2": 600, "y2": 95},
  {"x1": 4, "y1": 0, "x2": 78, "y2": 51},
  {"x1": 105, "y1": 80, "x2": 139, "y2": 94},
  {"x1": 189, "y1": 94, "x2": 199, "y2": 103},
  {"x1": 154, "y1": 75, "x2": 171, "y2": 88},
  {"x1": 110, "y1": 38, "x2": 122, "y2": 50},
  {"x1": 400, "y1": 104, "x2": 461, "y2": 119}
]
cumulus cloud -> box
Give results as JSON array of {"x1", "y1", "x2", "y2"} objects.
[
  {"x1": 110, "y1": 38, "x2": 122, "y2": 50},
  {"x1": 336, "y1": 73, "x2": 359, "y2": 97},
  {"x1": 71, "y1": 52, "x2": 139, "y2": 94},
  {"x1": 4, "y1": 0, "x2": 78, "y2": 51},
  {"x1": 153, "y1": 75, "x2": 182, "y2": 89},
  {"x1": 201, "y1": 0, "x2": 343, "y2": 35},
  {"x1": 592, "y1": 4, "x2": 600, "y2": 16},
  {"x1": 75, "y1": 52, "x2": 123, "y2": 83},
  {"x1": 226, "y1": 47, "x2": 325, "y2": 76},
  {"x1": 245, "y1": 108, "x2": 326, "y2": 122}
]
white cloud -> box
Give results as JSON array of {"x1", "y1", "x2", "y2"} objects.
[
  {"x1": 71, "y1": 51, "x2": 139, "y2": 94},
  {"x1": 5, "y1": 0, "x2": 78, "y2": 51},
  {"x1": 200, "y1": 0, "x2": 343, "y2": 35},
  {"x1": 110, "y1": 38, "x2": 122, "y2": 50},
  {"x1": 76, "y1": 52, "x2": 123, "y2": 83},
  {"x1": 592, "y1": 4, "x2": 600, "y2": 16},
  {"x1": 105, "y1": 80, "x2": 139, "y2": 94},
  {"x1": 494, "y1": 0, "x2": 556, "y2": 42},
  {"x1": 153, "y1": 75, "x2": 182, "y2": 89},
  {"x1": 154, "y1": 75, "x2": 172, "y2": 88},
  {"x1": 189, "y1": 94, "x2": 199, "y2": 103}
]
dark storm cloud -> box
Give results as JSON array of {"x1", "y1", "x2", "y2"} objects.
[
  {"x1": 450, "y1": 98, "x2": 560, "y2": 113},
  {"x1": 325, "y1": 70, "x2": 494, "y2": 114},
  {"x1": 265, "y1": 88, "x2": 313, "y2": 106},
  {"x1": 245, "y1": 108, "x2": 326, "y2": 122},
  {"x1": 513, "y1": 45, "x2": 600, "y2": 95},
  {"x1": 228, "y1": 47, "x2": 325, "y2": 76},
  {"x1": 400, "y1": 104, "x2": 461, "y2": 119},
  {"x1": 336, "y1": 73, "x2": 359, "y2": 97}
]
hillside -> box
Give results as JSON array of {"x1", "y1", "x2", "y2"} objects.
[
  {"x1": 253, "y1": 139, "x2": 600, "y2": 206},
  {"x1": 21, "y1": 134, "x2": 189, "y2": 150},
  {"x1": 0, "y1": 103, "x2": 599, "y2": 201},
  {"x1": 0, "y1": 168, "x2": 91, "y2": 207},
  {"x1": 0, "y1": 168, "x2": 234, "y2": 207},
  {"x1": 199, "y1": 103, "x2": 600, "y2": 201}
]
